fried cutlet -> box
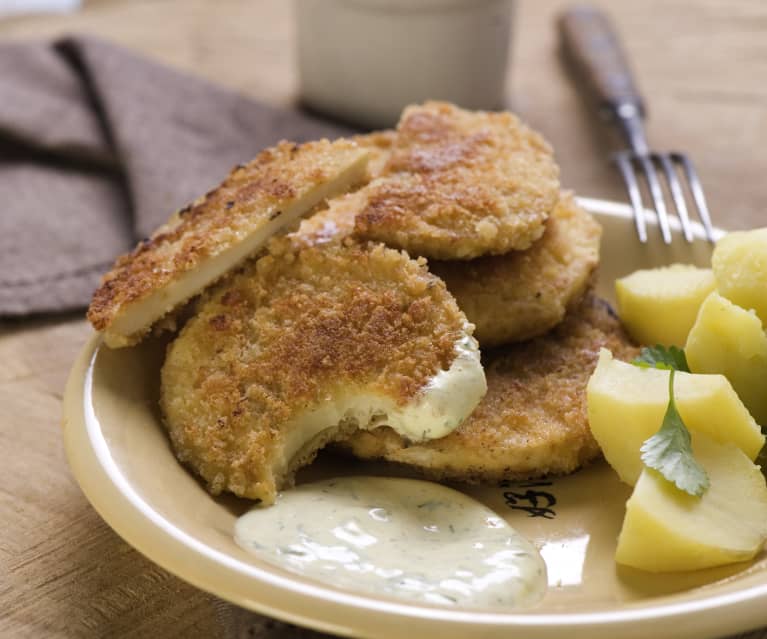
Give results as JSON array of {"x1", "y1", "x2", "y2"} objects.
[
  {"x1": 160, "y1": 240, "x2": 486, "y2": 505},
  {"x1": 429, "y1": 193, "x2": 602, "y2": 347},
  {"x1": 88, "y1": 139, "x2": 370, "y2": 348},
  {"x1": 353, "y1": 101, "x2": 560, "y2": 259},
  {"x1": 338, "y1": 294, "x2": 639, "y2": 482}
]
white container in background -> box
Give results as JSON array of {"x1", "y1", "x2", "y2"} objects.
[{"x1": 295, "y1": 0, "x2": 513, "y2": 128}]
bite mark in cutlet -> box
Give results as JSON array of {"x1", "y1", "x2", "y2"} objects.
[
  {"x1": 339, "y1": 294, "x2": 640, "y2": 482},
  {"x1": 160, "y1": 240, "x2": 486, "y2": 505},
  {"x1": 87, "y1": 139, "x2": 370, "y2": 348},
  {"x1": 353, "y1": 102, "x2": 560, "y2": 260}
]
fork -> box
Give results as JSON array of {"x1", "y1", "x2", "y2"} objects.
[{"x1": 558, "y1": 5, "x2": 716, "y2": 244}]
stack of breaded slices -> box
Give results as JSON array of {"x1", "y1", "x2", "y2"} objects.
[{"x1": 87, "y1": 101, "x2": 637, "y2": 505}]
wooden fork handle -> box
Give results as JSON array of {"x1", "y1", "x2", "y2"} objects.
[{"x1": 558, "y1": 5, "x2": 646, "y2": 119}]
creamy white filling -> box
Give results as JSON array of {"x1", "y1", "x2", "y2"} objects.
[
  {"x1": 281, "y1": 327, "x2": 486, "y2": 466},
  {"x1": 410, "y1": 331, "x2": 486, "y2": 440},
  {"x1": 104, "y1": 152, "x2": 370, "y2": 347}
]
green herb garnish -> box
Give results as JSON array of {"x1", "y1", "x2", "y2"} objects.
[
  {"x1": 632, "y1": 346, "x2": 709, "y2": 497},
  {"x1": 632, "y1": 344, "x2": 690, "y2": 372}
]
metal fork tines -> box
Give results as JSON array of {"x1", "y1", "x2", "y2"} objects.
[
  {"x1": 614, "y1": 150, "x2": 716, "y2": 244},
  {"x1": 558, "y1": 6, "x2": 717, "y2": 244}
]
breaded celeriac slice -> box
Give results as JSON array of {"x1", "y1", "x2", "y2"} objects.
[
  {"x1": 430, "y1": 193, "x2": 602, "y2": 347},
  {"x1": 160, "y1": 240, "x2": 486, "y2": 505},
  {"x1": 353, "y1": 101, "x2": 560, "y2": 259},
  {"x1": 339, "y1": 294, "x2": 638, "y2": 482},
  {"x1": 87, "y1": 139, "x2": 370, "y2": 348}
]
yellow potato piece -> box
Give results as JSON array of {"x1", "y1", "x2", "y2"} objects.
[
  {"x1": 686, "y1": 292, "x2": 767, "y2": 427},
  {"x1": 616, "y1": 434, "x2": 767, "y2": 572},
  {"x1": 587, "y1": 349, "x2": 764, "y2": 485},
  {"x1": 615, "y1": 264, "x2": 715, "y2": 347},
  {"x1": 713, "y1": 228, "x2": 767, "y2": 328}
]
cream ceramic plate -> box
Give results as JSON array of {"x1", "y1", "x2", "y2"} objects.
[{"x1": 63, "y1": 199, "x2": 767, "y2": 639}]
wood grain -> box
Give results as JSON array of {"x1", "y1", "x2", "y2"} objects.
[{"x1": 1, "y1": 1, "x2": 766, "y2": 637}]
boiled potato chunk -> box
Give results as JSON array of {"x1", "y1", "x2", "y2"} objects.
[
  {"x1": 615, "y1": 264, "x2": 715, "y2": 347},
  {"x1": 587, "y1": 349, "x2": 764, "y2": 485},
  {"x1": 712, "y1": 228, "x2": 767, "y2": 327},
  {"x1": 686, "y1": 292, "x2": 767, "y2": 427},
  {"x1": 615, "y1": 434, "x2": 767, "y2": 572}
]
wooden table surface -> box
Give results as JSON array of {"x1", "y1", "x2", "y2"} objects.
[{"x1": 1, "y1": 1, "x2": 766, "y2": 637}]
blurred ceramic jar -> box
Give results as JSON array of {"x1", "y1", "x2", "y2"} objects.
[{"x1": 295, "y1": 0, "x2": 513, "y2": 128}]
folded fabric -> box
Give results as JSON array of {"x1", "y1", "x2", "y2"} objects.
[{"x1": 0, "y1": 36, "x2": 352, "y2": 315}]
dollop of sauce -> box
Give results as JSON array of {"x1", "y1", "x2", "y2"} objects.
[{"x1": 235, "y1": 477, "x2": 547, "y2": 609}]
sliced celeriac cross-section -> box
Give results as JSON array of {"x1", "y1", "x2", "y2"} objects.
[
  {"x1": 88, "y1": 139, "x2": 370, "y2": 348},
  {"x1": 686, "y1": 292, "x2": 767, "y2": 427},
  {"x1": 615, "y1": 434, "x2": 767, "y2": 572},
  {"x1": 587, "y1": 349, "x2": 764, "y2": 485},
  {"x1": 615, "y1": 264, "x2": 715, "y2": 347},
  {"x1": 160, "y1": 241, "x2": 487, "y2": 505}
]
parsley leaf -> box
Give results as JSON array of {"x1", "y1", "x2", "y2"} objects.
[
  {"x1": 639, "y1": 369, "x2": 710, "y2": 496},
  {"x1": 633, "y1": 345, "x2": 690, "y2": 372}
]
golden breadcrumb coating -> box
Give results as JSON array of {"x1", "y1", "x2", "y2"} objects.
[
  {"x1": 160, "y1": 241, "x2": 474, "y2": 504},
  {"x1": 88, "y1": 138, "x2": 369, "y2": 347},
  {"x1": 339, "y1": 294, "x2": 639, "y2": 482},
  {"x1": 430, "y1": 193, "x2": 602, "y2": 347},
  {"x1": 353, "y1": 101, "x2": 560, "y2": 259}
]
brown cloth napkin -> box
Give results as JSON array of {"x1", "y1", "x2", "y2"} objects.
[{"x1": 0, "y1": 36, "x2": 352, "y2": 316}]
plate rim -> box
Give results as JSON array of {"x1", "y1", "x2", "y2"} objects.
[{"x1": 63, "y1": 198, "x2": 763, "y2": 639}]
